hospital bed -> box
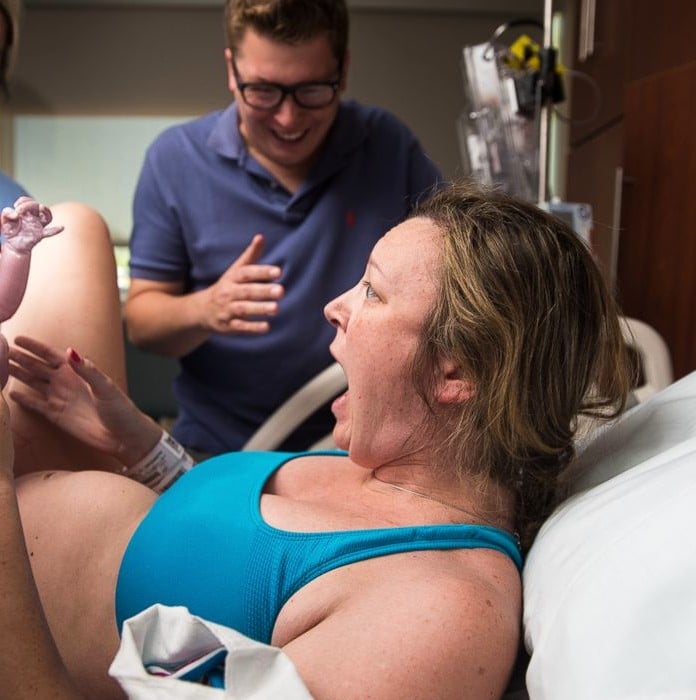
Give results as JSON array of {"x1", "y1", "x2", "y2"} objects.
[
  {"x1": 521, "y1": 339, "x2": 695, "y2": 699},
  {"x1": 114, "y1": 317, "x2": 696, "y2": 698}
]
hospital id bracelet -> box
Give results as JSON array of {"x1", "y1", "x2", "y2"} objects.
[{"x1": 123, "y1": 430, "x2": 195, "y2": 493}]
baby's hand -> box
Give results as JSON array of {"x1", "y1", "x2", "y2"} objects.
[{"x1": 1, "y1": 196, "x2": 64, "y2": 254}]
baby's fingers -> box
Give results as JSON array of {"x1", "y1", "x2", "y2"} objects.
[
  {"x1": 12, "y1": 196, "x2": 38, "y2": 211},
  {"x1": 42, "y1": 225, "x2": 64, "y2": 238}
]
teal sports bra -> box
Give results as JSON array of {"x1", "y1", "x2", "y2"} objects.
[{"x1": 115, "y1": 451, "x2": 522, "y2": 643}]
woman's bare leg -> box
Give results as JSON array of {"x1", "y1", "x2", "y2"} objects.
[
  {"x1": 3, "y1": 201, "x2": 127, "y2": 475},
  {"x1": 15, "y1": 469, "x2": 156, "y2": 698}
]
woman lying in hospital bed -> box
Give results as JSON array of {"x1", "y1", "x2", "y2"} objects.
[{"x1": 0, "y1": 182, "x2": 633, "y2": 699}]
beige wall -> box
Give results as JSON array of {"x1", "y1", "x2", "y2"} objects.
[{"x1": 8, "y1": 5, "x2": 540, "y2": 179}]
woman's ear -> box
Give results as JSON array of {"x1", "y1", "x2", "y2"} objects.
[{"x1": 436, "y1": 358, "x2": 474, "y2": 404}]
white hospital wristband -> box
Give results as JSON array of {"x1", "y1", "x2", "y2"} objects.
[{"x1": 123, "y1": 431, "x2": 195, "y2": 493}]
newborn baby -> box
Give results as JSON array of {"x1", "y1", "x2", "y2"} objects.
[{"x1": 0, "y1": 197, "x2": 63, "y2": 385}]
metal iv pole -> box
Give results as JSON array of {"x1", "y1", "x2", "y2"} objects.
[{"x1": 537, "y1": 0, "x2": 554, "y2": 203}]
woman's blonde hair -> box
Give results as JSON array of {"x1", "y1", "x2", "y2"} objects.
[{"x1": 411, "y1": 182, "x2": 634, "y2": 550}]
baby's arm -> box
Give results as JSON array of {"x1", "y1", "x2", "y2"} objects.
[
  {"x1": 0, "y1": 197, "x2": 63, "y2": 323},
  {"x1": 0, "y1": 197, "x2": 63, "y2": 385}
]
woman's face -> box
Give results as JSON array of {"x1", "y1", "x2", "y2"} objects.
[{"x1": 324, "y1": 217, "x2": 441, "y2": 469}]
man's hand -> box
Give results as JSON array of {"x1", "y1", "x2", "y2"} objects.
[{"x1": 202, "y1": 234, "x2": 284, "y2": 334}]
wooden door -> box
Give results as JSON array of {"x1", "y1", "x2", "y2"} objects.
[{"x1": 617, "y1": 61, "x2": 696, "y2": 379}]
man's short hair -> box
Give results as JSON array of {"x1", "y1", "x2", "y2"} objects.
[{"x1": 224, "y1": 0, "x2": 348, "y2": 64}]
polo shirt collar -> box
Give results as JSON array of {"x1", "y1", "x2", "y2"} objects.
[{"x1": 208, "y1": 102, "x2": 246, "y2": 162}]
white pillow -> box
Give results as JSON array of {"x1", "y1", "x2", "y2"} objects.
[{"x1": 523, "y1": 371, "x2": 696, "y2": 700}]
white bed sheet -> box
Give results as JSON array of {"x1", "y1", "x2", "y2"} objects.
[{"x1": 523, "y1": 371, "x2": 696, "y2": 699}]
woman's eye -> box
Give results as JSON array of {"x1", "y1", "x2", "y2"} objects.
[{"x1": 362, "y1": 280, "x2": 377, "y2": 299}]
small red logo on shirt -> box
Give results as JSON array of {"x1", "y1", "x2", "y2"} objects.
[{"x1": 346, "y1": 210, "x2": 356, "y2": 228}]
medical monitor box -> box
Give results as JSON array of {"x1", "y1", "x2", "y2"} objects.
[{"x1": 459, "y1": 42, "x2": 539, "y2": 202}]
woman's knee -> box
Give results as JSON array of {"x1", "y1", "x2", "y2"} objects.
[{"x1": 48, "y1": 201, "x2": 114, "y2": 258}]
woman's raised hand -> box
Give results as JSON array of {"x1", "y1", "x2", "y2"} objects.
[{"x1": 8, "y1": 336, "x2": 161, "y2": 466}]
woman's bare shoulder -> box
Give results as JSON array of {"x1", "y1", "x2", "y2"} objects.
[{"x1": 282, "y1": 547, "x2": 521, "y2": 700}]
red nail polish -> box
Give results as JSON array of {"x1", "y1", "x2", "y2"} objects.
[{"x1": 68, "y1": 348, "x2": 82, "y2": 363}]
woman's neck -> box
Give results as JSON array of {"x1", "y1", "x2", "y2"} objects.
[{"x1": 368, "y1": 463, "x2": 515, "y2": 532}]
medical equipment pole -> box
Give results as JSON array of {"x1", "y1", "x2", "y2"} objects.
[{"x1": 537, "y1": 0, "x2": 554, "y2": 202}]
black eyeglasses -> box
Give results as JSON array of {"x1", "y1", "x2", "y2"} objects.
[{"x1": 232, "y1": 60, "x2": 341, "y2": 110}]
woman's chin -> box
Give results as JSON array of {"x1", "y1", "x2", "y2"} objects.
[{"x1": 330, "y1": 417, "x2": 351, "y2": 452}]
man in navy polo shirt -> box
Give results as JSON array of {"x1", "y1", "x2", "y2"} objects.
[{"x1": 125, "y1": 0, "x2": 442, "y2": 456}]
